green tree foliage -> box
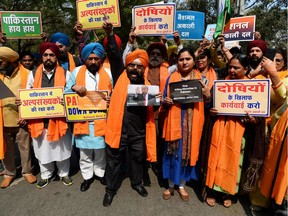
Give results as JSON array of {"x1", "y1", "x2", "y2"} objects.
[{"x1": 245, "y1": 0, "x2": 287, "y2": 48}]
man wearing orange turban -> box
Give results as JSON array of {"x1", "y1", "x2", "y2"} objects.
[
  {"x1": 0, "y1": 46, "x2": 37, "y2": 188},
  {"x1": 103, "y1": 49, "x2": 157, "y2": 207}
]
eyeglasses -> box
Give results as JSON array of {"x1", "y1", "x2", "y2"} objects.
[
  {"x1": 127, "y1": 63, "x2": 144, "y2": 70},
  {"x1": 275, "y1": 59, "x2": 283, "y2": 63},
  {"x1": 43, "y1": 53, "x2": 56, "y2": 57}
]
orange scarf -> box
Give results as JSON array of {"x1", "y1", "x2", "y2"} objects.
[
  {"x1": 73, "y1": 65, "x2": 112, "y2": 137},
  {"x1": 0, "y1": 64, "x2": 29, "y2": 159},
  {"x1": 144, "y1": 62, "x2": 169, "y2": 93},
  {"x1": 162, "y1": 70, "x2": 205, "y2": 166},
  {"x1": 28, "y1": 64, "x2": 68, "y2": 141},
  {"x1": 195, "y1": 66, "x2": 217, "y2": 90},
  {"x1": 68, "y1": 52, "x2": 76, "y2": 72},
  {"x1": 260, "y1": 108, "x2": 287, "y2": 205},
  {"x1": 105, "y1": 71, "x2": 157, "y2": 162},
  {"x1": 205, "y1": 76, "x2": 248, "y2": 195}
]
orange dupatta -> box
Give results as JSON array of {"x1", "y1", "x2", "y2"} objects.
[
  {"x1": 105, "y1": 71, "x2": 157, "y2": 162},
  {"x1": 260, "y1": 108, "x2": 287, "y2": 205},
  {"x1": 67, "y1": 52, "x2": 76, "y2": 72},
  {"x1": 162, "y1": 70, "x2": 205, "y2": 166},
  {"x1": 28, "y1": 64, "x2": 68, "y2": 142},
  {"x1": 73, "y1": 65, "x2": 112, "y2": 137}
]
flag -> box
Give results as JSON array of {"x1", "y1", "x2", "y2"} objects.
[{"x1": 213, "y1": 0, "x2": 232, "y2": 39}]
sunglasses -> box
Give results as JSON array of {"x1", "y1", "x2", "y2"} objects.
[{"x1": 275, "y1": 58, "x2": 283, "y2": 63}]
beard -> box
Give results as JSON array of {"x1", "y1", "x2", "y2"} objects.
[
  {"x1": 149, "y1": 58, "x2": 161, "y2": 68},
  {"x1": 126, "y1": 69, "x2": 144, "y2": 84},
  {"x1": 249, "y1": 56, "x2": 262, "y2": 69},
  {"x1": 58, "y1": 53, "x2": 68, "y2": 62},
  {"x1": 86, "y1": 64, "x2": 100, "y2": 74},
  {"x1": 0, "y1": 63, "x2": 17, "y2": 76},
  {"x1": 43, "y1": 60, "x2": 56, "y2": 70}
]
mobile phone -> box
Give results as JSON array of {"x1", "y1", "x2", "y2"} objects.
[
  {"x1": 265, "y1": 48, "x2": 277, "y2": 61},
  {"x1": 202, "y1": 77, "x2": 209, "y2": 86}
]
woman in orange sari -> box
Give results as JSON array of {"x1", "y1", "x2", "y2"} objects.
[{"x1": 205, "y1": 54, "x2": 263, "y2": 208}]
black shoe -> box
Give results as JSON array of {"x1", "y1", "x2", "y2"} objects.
[
  {"x1": 95, "y1": 176, "x2": 106, "y2": 185},
  {"x1": 80, "y1": 178, "x2": 93, "y2": 192},
  {"x1": 132, "y1": 185, "x2": 148, "y2": 197},
  {"x1": 103, "y1": 193, "x2": 114, "y2": 207}
]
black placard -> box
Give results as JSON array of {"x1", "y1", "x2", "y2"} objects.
[{"x1": 169, "y1": 79, "x2": 203, "y2": 104}]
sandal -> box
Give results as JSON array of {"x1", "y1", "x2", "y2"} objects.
[
  {"x1": 222, "y1": 195, "x2": 233, "y2": 208},
  {"x1": 177, "y1": 188, "x2": 189, "y2": 202},
  {"x1": 163, "y1": 188, "x2": 174, "y2": 200},
  {"x1": 206, "y1": 197, "x2": 216, "y2": 207}
]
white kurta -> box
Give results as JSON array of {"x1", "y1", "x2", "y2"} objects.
[{"x1": 32, "y1": 127, "x2": 73, "y2": 164}]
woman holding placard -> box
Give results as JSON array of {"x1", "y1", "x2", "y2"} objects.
[{"x1": 161, "y1": 48, "x2": 210, "y2": 202}]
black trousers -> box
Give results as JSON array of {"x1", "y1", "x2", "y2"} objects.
[{"x1": 105, "y1": 135, "x2": 146, "y2": 194}]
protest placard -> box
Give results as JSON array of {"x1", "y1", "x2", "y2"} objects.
[
  {"x1": 18, "y1": 87, "x2": 65, "y2": 119},
  {"x1": 214, "y1": 79, "x2": 270, "y2": 117},
  {"x1": 63, "y1": 92, "x2": 107, "y2": 122},
  {"x1": 132, "y1": 3, "x2": 175, "y2": 36},
  {"x1": 0, "y1": 11, "x2": 42, "y2": 39},
  {"x1": 167, "y1": 10, "x2": 204, "y2": 40},
  {"x1": 127, "y1": 85, "x2": 160, "y2": 106},
  {"x1": 223, "y1": 15, "x2": 255, "y2": 42},
  {"x1": 76, "y1": 0, "x2": 121, "y2": 30},
  {"x1": 169, "y1": 80, "x2": 203, "y2": 104}
]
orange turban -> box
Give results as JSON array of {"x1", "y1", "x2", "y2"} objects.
[
  {"x1": 0, "y1": 47, "x2": 19, "y2": 62},
  {"x1": 125, "y1": 49, "x2": 148, "y2": 68}
]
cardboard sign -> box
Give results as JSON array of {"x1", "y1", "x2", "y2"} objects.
[
  {"x1": 127, "y1": 85, "x2": 160, "y2": 106},
  {"x1": 18, "y1": 87, "x2": 65, "y2": 119},
  {"x1": 214, "y1": 79, "x2": 270, "y2": 117},
  {"x1": 204, "y1": 24, "x2": 216, "y2": 41},
  {"x1": 76, "y1": 0, "x2": 121, "y2": 30},
  {"x1": 77, "y1": 91, "x2": 107, "y2": 110},
  {"x1": 167, "y1": 10, "x2": 205, "y2": 40},
  {"x1": 169, "y1": 80, "x2": 203, "y2": 104},
  {"x1": 223, "y1": 15, "x2": 255, "y2": 42},
  {"x1": 132, "y1": 3, "x2": 176, "y2": 36},
  {"x1": 0, "y1": 11, "x2": 42, "y2": 39},
  {"x1": 63, "y1": 92, "x2": 107, "y2": 122}
]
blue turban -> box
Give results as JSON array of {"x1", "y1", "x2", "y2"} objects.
[
  {"x1": 81, "y1": 42, "x2": 104, "y2": 61},
  {"x1": 50, "y1": 32, "x2": 70, "y2": 47}
]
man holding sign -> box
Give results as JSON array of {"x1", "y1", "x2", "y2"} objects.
[
  {"x1": 65, "y1": 42, "x2": 112, "y2": 192},
  {"x1": 26, "y1": 42, "x2": 73, "y2": 189}
]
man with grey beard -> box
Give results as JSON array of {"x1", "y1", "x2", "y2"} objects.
[{"x1": 0, "y1": 46, "x2": 36, "y2": 188}]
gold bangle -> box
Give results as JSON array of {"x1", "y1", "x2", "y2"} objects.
[
  {"x1": 272, "y1": 81, "x2": 283, "y2": 89},
  {"x1": 223, "y1": 49, "x2": 229, "y2": 52}
]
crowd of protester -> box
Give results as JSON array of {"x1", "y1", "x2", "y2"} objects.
[{"x1": 0, "y1": 15, "x2": 286, "y2": 215}]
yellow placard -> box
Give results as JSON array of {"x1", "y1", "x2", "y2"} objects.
[
  {"x1": 76, "y1": 0, "x2": 121, "y2": 30},
  {"x1": 18, "y1": 87, "x2": 65, "y2": 119},
  {"x1": 63, "y1": 92, "x2": 107, "y2": 122},
  {"x1": 214, "y1": 80, "x2": 271, "y2": 117},
  {"x1": 133, "y1": 3, "x2": 175, "y2": 36}
]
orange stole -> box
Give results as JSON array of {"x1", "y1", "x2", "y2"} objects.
[
  {"x1": 68, "y1": 52, "x2": 76, "y2": 72},
  {"x1": 105, "y1": 71, "x2": 157, "y2": 162},
  {"x1": 0, "y1": 65, "x2": 29, "y2": 159},
  {"x1": 162, "y1": 70, "x2": 205, "y2": 166},
  {"x1": 103, "y1": 57, "x2": 110, "y2": 71},
  {"x1": 260, "y1": 108, "x2": 288, "y2": 205},
  {"x1": 73, "y1": 65, "x2": 112, "y2": 137},
  {"x1": 195, "y1": 67, "x2": 217, "y2": 90},
  {"x1": 28, "y1": 64, "x2": 68, "y2": 142}
]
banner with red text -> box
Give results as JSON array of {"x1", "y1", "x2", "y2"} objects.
[
  {"x1": 132, "y1": 3, "x2": 175, "y2": 36},
  {"x1": 19, "y1": 87, "x2": 65, "y2": 119},
  {"x1": 223, "y1": 15, "x2": 255, "y2": 42},
  {"x1": 76, "y1": 0, "x2": 121, "y2": 30},
  {"x1": 214, "y1": 79, "x2": 270, "y2": 117}
]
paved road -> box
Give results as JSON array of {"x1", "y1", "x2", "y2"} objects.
[{"x1": 0, "y1": 154, "x2": 268, "y2": 216}]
